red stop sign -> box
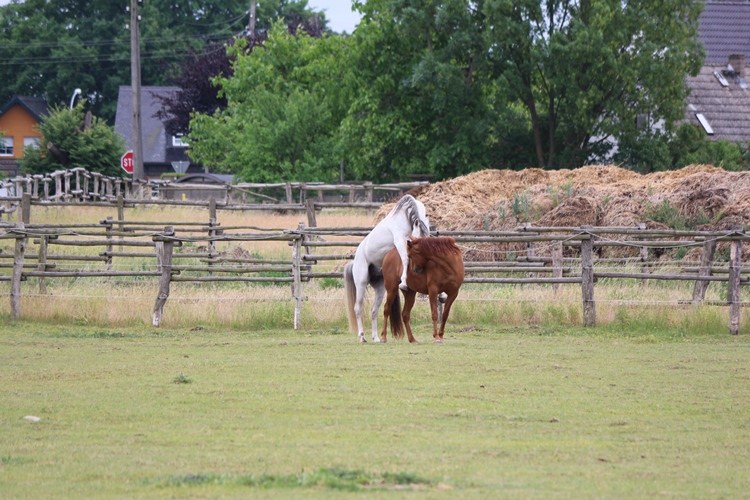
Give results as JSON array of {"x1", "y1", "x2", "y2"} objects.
[{"x1": 121, "y1": 150, "x2": 134, "y2": 174}]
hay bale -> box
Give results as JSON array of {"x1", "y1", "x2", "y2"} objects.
[
  {"x1": 373, "y1": 164, "x2": 750, "y2": 238},
  {"x1": 537, "y1": 196, "x2": 598, "y2": 227}
]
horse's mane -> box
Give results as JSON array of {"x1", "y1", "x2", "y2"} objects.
[
  {"x1": 411, "y1": 237, "x2": 461, "y2": 257},
  {"x1": 392, "y1": 195, "x2": 429, "y2": 236}
]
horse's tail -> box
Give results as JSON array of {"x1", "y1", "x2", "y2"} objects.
[
  {"x1": 390, "y1": 292, "x2": 404, "y2": 340},
  {"x1": 344, "y1": 262, "x2": 358, "y2": 333}
]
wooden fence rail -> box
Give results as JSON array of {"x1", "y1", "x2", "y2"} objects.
[
  {"x1": 1, "y1": 221, "x2": 748, "y2": 333},
  {"x1": 0, "y1": 169, "x2": 428, "y2": 224}
]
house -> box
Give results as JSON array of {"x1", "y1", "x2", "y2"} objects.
[
  {"x1": 0, "y1": 95, "x2": 49, "y2": 177},
  {"x1": 685, "y1": 1, "x2": 750, "y2": 142},
  {"x1": 114, "y1": 86, "x2": 201, "y2": 179}
]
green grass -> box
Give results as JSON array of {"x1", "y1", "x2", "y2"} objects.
[{"x1": 1, "y1": 322, "x2": 750, "y2": 498}]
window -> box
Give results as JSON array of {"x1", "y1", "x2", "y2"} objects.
[
  {"x1": 0, "y1": 136, "x2": 13, "y2": 156},
  {"x1": 172, "y1": 134, "x2": 188, "y2": 147},
  {"x1": 695, "y1": 113, "x2": 714, "y2": 135},
  {"x1": 24, "y1": 136, "x2": 40, "y2": 149}
]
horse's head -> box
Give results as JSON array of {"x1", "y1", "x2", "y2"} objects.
[
  {"x1": 407, "y1": 237, "x2": 428, "y2": 273},
  {"x1": 408, "y1": 197, "x2": 430, "y2": 238}
]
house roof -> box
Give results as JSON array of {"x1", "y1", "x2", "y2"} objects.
[
  {"x1": 176, "y1": 173, "x2": 234, "y2": 184},
  {"x1": 685, "y1": 64, "x2": 750, "y2": 143},
  {"x1": 698, "y1": 1, "x2": 750, "y2": 64},
  {"x1": 114, "y1": 86, "x2": 180, "y2": 164},
  {"x1": 0, "y1": 95, "x2": 49, "y2": 121}
]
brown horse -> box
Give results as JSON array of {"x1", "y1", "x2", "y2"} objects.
[{"x1": 380, "y1": 236, "x2": 464, "y2": 343}]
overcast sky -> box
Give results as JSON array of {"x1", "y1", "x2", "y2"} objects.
[
  {"x1": 308, "y1": 0, "x2": 362, "y2": 34},
  {"x1": 0, "y1": 0, "x2": 363, "y2": 34}
]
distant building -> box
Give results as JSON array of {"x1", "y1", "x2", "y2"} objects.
[
  {"x1": 685, "y1": 1, "x2": 750, "y2": 142},
  {"x1": 0, "y1": 95, "x2": 48, "y2": 177},
  {"x1": 114, "y1": 86, "x2": 201, "y2": 179}
]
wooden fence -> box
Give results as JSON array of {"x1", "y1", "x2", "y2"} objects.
[
  {"x1": 0, "y1": 169, "x2": 428, "y2": 224},
  {"x1": 1, "y1": 218, "x2": 748, "y2": 334}
]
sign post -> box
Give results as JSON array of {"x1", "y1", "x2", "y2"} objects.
[{"x1": 121, "y1": 150, "x2": 134, "y2": 175}]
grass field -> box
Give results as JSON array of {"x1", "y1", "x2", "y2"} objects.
[{"x1": 1, "y1": 321, "x2": 750, "y2": 498}]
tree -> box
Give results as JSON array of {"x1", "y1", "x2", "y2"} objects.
[
  {"x1": 0, "y1": 0, "x2": 254, "y2": 123},
  {"x1": 188, "y1": 22, "x2": 350, "y2": 182},
  {"x1": 21, "y1": 103, "x2": 126, "y2": 177},
  {"x1": 339, "y1": 0, "x2": 495, "y2": 182},
  {"x1": 155, "y1": 1, "x2": 330, "y2": 137},
  {"x1": 483, "y1": 0, "x2": 705, "y2": 169}
]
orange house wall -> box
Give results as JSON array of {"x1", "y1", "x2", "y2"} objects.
[{"x1": 0, "y1": 105, "x2": 42, "y2": 159}]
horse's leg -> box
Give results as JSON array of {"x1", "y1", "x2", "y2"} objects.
[
  {"x1": 437, "y1": 292, "x2": 458, "y2": 342},
  {"x1": 429, "y1": 292, "x2": 441, "y2": 343},
  {"x1": 370, "y1": 280, "x2": 385, "y2": 343},
  {"x1": 380, "y1": 285, "x2": 393, "y2": 343},
  {"x1": 394, "y1": 237, "x2": 410, "y2": 292},
  {"x1": 351, "y1": 264, "x2": 370, "y2": 343},
  {"x1": 401, "y1": 290, "x2": 419, "y2": 343},
  {"x1": 437, "y1": 292, "x2": 447, "y2": 325}
]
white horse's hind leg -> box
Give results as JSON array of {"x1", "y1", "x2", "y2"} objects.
[
  {"x1": 352, "y1": 265, "x2": 370, "y2": 343},
  {"x1": 370, "y1": 281, "x2": 385, "y2": 342}
]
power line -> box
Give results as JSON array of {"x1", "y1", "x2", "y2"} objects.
[
  {"x1": 0, "y1": 32, "x2": 234, "y2": 51},
  {"x1": 0, "y1": 39, "x2": 235, "y2": 66}
]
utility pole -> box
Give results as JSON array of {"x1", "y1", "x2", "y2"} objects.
[
  {"x1": 130, "y1": 0, "x2": 144, "y2": 181},
  {"x1": 248, "y1": 0, "x2": 257, "y2": 39}
]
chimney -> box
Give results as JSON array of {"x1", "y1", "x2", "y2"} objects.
[{"x1": 728, "y1": 54, "x2": 745, "y2": 78}]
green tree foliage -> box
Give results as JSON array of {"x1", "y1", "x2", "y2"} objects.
[
  {"x1": 0, "y1": 0, "x2": 312, "y2": 123},
  {"x1": 483, "y1": 0, "x2": 705, "y2": 169},
  {"x1": 615, "y1": 123, "x2": 750, "y2": 173},
  {"x1": 179, "y1": 0, "x2": 724, "y2": 181},
  {"x1": 339, "y1": 0, "x2": 495, "y2": 181},
  {"x1": 188, "y1": 23, "x2": 349, "y2": 182},
  {"x1": 21, "y1": 103, "x2": 126, "y2": 177},
  {"x1": 156, "y1": 2, "x2": 330, "y2": 137}
]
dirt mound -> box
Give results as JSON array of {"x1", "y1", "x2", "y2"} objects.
[{"x1": 375, "y1": 164, "x2": 750, "y2": 260}]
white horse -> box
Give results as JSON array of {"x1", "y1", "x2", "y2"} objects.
[{"x1": 344, "y1": 194, "x2": 430, "y2": 342}]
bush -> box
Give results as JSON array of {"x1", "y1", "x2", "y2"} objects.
[{"x1": 21, "y1": 102, "x2": 126, "y2": 177}]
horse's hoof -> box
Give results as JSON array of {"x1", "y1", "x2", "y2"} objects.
[
  {"x1": 359, "y1": 337, "x2": 367, "y2": 343},
  {"x1": 372, "y1": 337, "x2": 381, "y2": 343},
  {"x1": 434, "y1": 339, "x2": 444, "y2": 344}
]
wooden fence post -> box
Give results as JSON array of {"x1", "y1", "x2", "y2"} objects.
[
  {"x1": 37, "y1": 234, "x2": 48, "y2": 295},
  {"x1": 728, "y1": 233, "x2": 743, "y2": 335},
  {"x1": 524, "y1": 223, "x2": 536, "y2": 278},
  {"x1": 552, "y1": 241, "x2": 563, "y2": 293},
  {"x1": 306, "y1": 198, "x2": 318, "y2": 228},
  {"x1": 10, "y1": 223, "x2": 26, "y2": 320},
  {"x1": 104, "y1": 216, "x2": 114, "y2": 271},
  {"x1": 297, "y1": 222, "x2": 312, "y2": 273},
  {"x1": 292, "y1": 232, "x2": 303, "y2": 330},
  {"x1": 364, "y1": 181, "x2": 373, "y2": 216},
  {"x1": 581, "y1": 226, "x2": 596, "y2": 327},
  {"x1": 43, "y1": 178, "x2": 51, "y2": 201},
  {"x1": 152, "y1": 226, "x2": 175, "y2": 327},
  {"x1": 692, "y1": 238, "x2": 717, "y2": 304},
  {"x1": 82, "y1": 171, "x2": 90, "y2": 201},
  {"x1": 285, "y1": 183, "x2": 293, "y2": 205},
  {"x1": 20, "y1": 193, "x2": 31, "y2": 224},
  {"x1": 638, "y1": 223, "x2": 649, "y2": 286},
  {"x1": 208, "y1": 198, "x2": 217, "y2": 276}
]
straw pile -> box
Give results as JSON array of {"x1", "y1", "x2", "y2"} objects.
[{"x1": 376, "y1": 164, "x2": 750, "y2": 260}]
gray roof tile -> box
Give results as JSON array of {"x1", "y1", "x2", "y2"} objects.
[
  {"x1": 114, "y1": 86, "x2": 180, "y2": 163},
  {"x1": 685, "y1": 64, "x2": 750, "y2": 142},
  {"x1": 698, "y1": 1, "x2": 750, "y2": 63}
]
